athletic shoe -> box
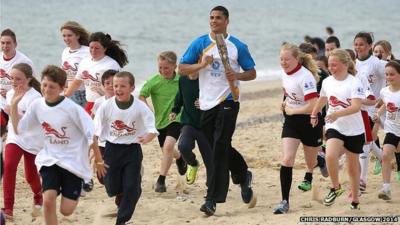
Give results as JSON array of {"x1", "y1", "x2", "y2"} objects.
[
  {"x1": 200, "y1": 200, "x2": 216, "y2": 216},
  {"x1": 323, "y1": 186, "x2": 344, "y2": 206},
  {"x1": 31, "y1": 204, "x2": 42, "y2": 217},
  {"x1": 154, "y1": 181, "x2": 167, "y2": 193},
  {"x1": 186, "y1": 161, "x2": 199, "y2": 185},
  {"x1": 396, "y1": 171, "x2": 400, "y2": 184},
  {"x1": 272, "y1": 200, "x2": 289, "y2": 214},
  {"x1": 241, "y1": 171, "x2": 254, "y2": 204},
  {"x1": 373, "y1": 160, "x2": 382, "y2": 175},
  {"x1": 176, "y1": 157, "x2": 187, "y2": 176},
  {"x1": 359, "y1": 180, "x2": 366, "y2": 193},
  {"x1": 82, "y1": 179, "x2": 94, "y2": 192},
  {"x1": 298, "y1": 180, "x2": 312, "y2": 191},
  {"x1": 350, "y1": 202, "x2": 360, "y2": 210},
  {"x1": 378, "y1": 188, "x2": 391, "y2": 200},
  {"x1": 1, "y1": 208, "x2": 12, "y2": 220},
  {"x1": 317, "y1": 154, "x2": 329, "y2": 178},
  {"x1": 0, "y1": 210, "x2": 5, "y2": 224}
]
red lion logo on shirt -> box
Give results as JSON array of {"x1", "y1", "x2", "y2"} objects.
[
  {"x1": 81, "y1": 71, "x2": 99, "y2": 81},
  {"x1": 62, "y1": 61, "x2": 78, "y2": 72},
  {"x1": 111, "y1": 120, "x2": 136, "y2": 132},
  {"x1": 0, "y1": 69, "x2": 11, "y2": 79},
  {"x1": 41, "y1": 122, "x2": 69, "y2": 139},
  {"x1": 283, "y1": 88, "x2": 300, "y2": 103},
  {"x1": 329, "y1": 96, "x2": 351, "y2": 108},
  {"x1": 386, "y1": 102, "x2": 399, "y2": 113}
]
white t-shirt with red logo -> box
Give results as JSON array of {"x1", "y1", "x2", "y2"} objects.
[
  {"x1": 355, "y1": 55, "x2": 386, "y2": 99},
  {"x1": 282, "y1": 66, "x2": 319, "y2": 109},
  {"x1": 380, "y1": 87, "x2": 400, "y2": 137},
  {"x1": 61, "y1": 46, "x2": 89, "y2": 89},
  {"x1": 0, "y1": 50, "x2": 35, "y2": 108},
  {"x1": 5, "y1": 88, "x2": 43, "y2": 154},
  {"x1": 355, "y1": 73, "x2": 375, "y2": 114},
  {"x1": 17, "y1": 97, "x2": 94, "y2": 182},
  {"x1": 320, "y1": 75, "x2": 365, "y2": 136},
  {"x1": 92, "y1": 95, "x2": 107, "y2": 147},
  {"x1": 76, "y1": 55, "x2": 120, "y2": 102},
  {"x1": 94, "y1": 96, "x2": 158, "y2": 144}
]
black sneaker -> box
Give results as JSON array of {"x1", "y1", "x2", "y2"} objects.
[
  {"x1": 200, "y1": 200, "x2": 216, "y2": 216},
  {"x1": 241, "y1": 171, "x2": 254, "y2": 204},
  {"x1": 154, "y1": 181, "x2": 167, "y2": 193},
  {"x1": 82, "y1": 179, "x2": 94, "y2": 192},
  {"x1": 176, "y1": 157, "x2": 187, "y2": 176},
  {"x1": 317, "y1": 154, "x2": 329, "y2": 178}
]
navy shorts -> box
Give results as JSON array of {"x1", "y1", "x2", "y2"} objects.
[
  {"x1": 383, "y1": 133, "x2": 400, "y2": 149},
  {"x1": 325, "y1": 129, "x2": 364, "y2": 154},
  {"x1": 40, "y1": 165, "x2": 82, "y2": 200},
  {"x1": 282, "y1": 114, "x2": 323, "y2": 147},
  {"x1": 157, "y1": 122, "x2": 181, "y2": 148}
]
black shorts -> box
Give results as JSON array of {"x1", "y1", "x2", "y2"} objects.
[
  {"x1": 325, "y1": 129, "x2": 364, "y2": 154},
  {"x1": 40, "y1": 165, "x2": 82, "y2": 200},
  {"x1": 281, "y1": 114, "x2": 323, "y2": 147},
  {"x1": 383, "y1": 133, "x2": 400, "y2": 148},
  {"x1": 157, "y1": 122, "x2": 181, "y2": 148}
]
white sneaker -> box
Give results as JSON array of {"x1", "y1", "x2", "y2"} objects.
[
  {"x1": 378, "y1": 188, "x2": 391, "y2": 200},
  {"x1": 31, "y1": 204, "x2": 42, "y2": 217}
]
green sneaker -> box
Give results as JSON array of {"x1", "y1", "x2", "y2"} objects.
[
  {"x1": 396, "y1": 171, "x2": 400, "y2": 184},
  {"x1": 186, "y1": 161, "x2": 199, "y2": 185},
  {"x1": 323, "y1": 186, "x2": 344, "y2": 206},
  {"x1": 373, "y1": 160, "x2": 382, "y2": 175},
  {"x1": 298, "y1": 180, "x2": 312, "y2": 191}
]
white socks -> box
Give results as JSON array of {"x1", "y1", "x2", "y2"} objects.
[
  {"x1": 359, "y1": 144, "x2": 370, "y2": 183},
  {"x1": 370, "y1": 142, "x2": 383, "y2": 161},
  {"x1": 383, "y1": 183, "x2": 391, "y2": 192}
]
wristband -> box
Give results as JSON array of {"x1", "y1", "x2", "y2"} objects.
[
  {"x1": 310, "y1": 115, "x2": 317, "y2": 119},
  {"x1": 96, "y1": 161, "x2": 104, "y2": 165}
]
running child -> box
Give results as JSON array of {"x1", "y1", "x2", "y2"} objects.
[
  {"x1": 374, "y1": 60, "x2": 400, "y2": 200},
  {"x1": 65, "y1": 32, "x2": 128, "y2": 114},
  {"x1": 273, "y1": 43, "x2": 323, "y2": 214},
  {"x1": 139, "y1": 51, "x2": 186, "y2": 193},
  {"x1": 60, "y1": 21, "x2": 90, "y2": 107},
  {"x1": 2, "y1": 63, "x2": 42, "y2": 220},
  {"x1": 311, "y1": 49, "x2": 365, "y2": 210},
  {"x1": 94, "y1": 71, "x2": 158, "y2": 225},
  {"x1": 9, "y1": 65, "x2": 105, "y2": 225},
  {"x1": 169, "y1": 73, "x2": 214, "y2": 186}
]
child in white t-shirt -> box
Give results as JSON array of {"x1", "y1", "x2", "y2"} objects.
[
  {"x1": 374, "y1": 60, "x2": 400, "y2": 201},
  {"x1": 311, "y1": 49, "x2": 365, "y2": 210},
  {"x1": 94, "y1": 71, "x2": 158, "y2": 225},
  {"x1": 9, "y1": 65, "x2": 106, "y2": 225}
]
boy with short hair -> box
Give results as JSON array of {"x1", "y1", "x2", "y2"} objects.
[
  {"x1": 139, "y1": 51, "x2": 186, "y2": 193},
  {"x1": 10, "y1": 65, "x2": 105, "y2": 225},
  {"x1": 94, "y1": 71, "x2": 158, "y2": 225}
]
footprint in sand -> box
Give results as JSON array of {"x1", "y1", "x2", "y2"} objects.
[{"x1": 92, "y1": 204, "x2": 118, "y2": 225}]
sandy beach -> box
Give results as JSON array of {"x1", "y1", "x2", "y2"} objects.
[{"x1": 2, "y1": 79, "x2": 399, "y2": 225}]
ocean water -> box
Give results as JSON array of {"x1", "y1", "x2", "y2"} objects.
[{"x1": 1, "y1": 0, "x2": 400, "y2": 86}]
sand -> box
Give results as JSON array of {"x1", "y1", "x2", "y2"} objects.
[{"x1": 1, "y1": 79, "x2": 400, "y2": 225}]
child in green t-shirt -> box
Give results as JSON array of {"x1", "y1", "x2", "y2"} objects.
[{"x1": 139, "y1": 51, "x2": 186, "y2": 192}]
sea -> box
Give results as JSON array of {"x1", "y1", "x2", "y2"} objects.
[{"x1": 1, "y1": 0, "x2": 400, "y2": 86}]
